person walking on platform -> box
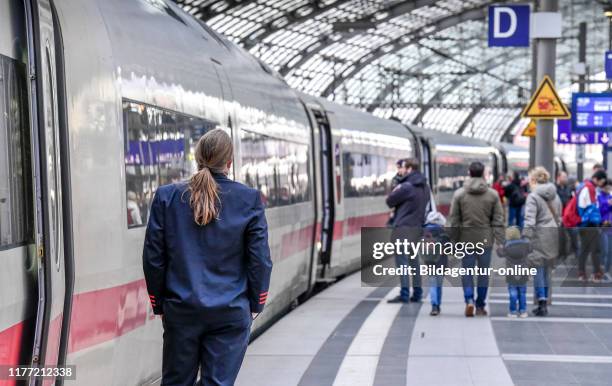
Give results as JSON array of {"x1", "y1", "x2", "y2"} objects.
[
  {"x1": 386, "y1": 158, "x2": 429, "y2": 303},
  {"x1": 421, "y1": 217, "x2": 449, "y2": 316},
  {"x1": 598, "y1": 181, "x2": 612, "y2": 282},
  {"x1": 522, "y1": 167, "x2": 561, "y2": 317},
  {"x1": 576, "y1": 170, "x2": 607, "y2": 282},
  {"x1": 505, "y1": 171, "x2": 526, "y2": 228},
  {"x1": 556, "y1": 171, "x2": 573, "y2": 260},
  {"x1": 143, "y1": 129, "x2": 272, "y2": 386},
  {"x1": 498, "y1": 227, "x2": 531, "y2": 318},
  {"x1": 448, "y1": 162, "x2": 505, "y2": 317}
]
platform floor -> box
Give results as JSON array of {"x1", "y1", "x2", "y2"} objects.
[{"x1": 236, "y1": 272, "x2": 612, "y2": 386}]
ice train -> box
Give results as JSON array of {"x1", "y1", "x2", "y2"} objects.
[{"x1": 0, "y1": 1, "x2": 587, "y2": 385}]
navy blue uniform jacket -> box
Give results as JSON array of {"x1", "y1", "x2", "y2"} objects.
[{"x1": 143, "y1": 173, "x2": 272, "y2": 322}]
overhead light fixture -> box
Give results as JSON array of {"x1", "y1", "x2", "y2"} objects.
[{"x1": 605, "y1": 7, "x2": 612, "y2": 18}]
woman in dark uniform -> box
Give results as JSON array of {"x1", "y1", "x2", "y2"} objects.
[{"x1": 143, "y1": 128, "x2": 272, "y2": 386}]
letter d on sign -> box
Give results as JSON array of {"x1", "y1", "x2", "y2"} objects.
[
  {"x1": 493, "y1": 7, "x2": 516, "y2": 38},
  {"x1": 488, "y1": 4, "x2": 530, "y2": 47}
]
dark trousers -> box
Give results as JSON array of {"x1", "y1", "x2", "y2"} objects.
[
  {"x1": 395, "y1": 253, "x2": 422, "y2": 300},
  {"x1": 461, "y1": 248, "x2": 493, "y2": 308},
  {"x1": 578, "y1": 228, "x2": 602, "y2": 275},
  {"x1": 162, "y1": 316, "x2": 252, "y2": 386},
  {"x1": 508, "y1": 206, "x2": 524, "y2": 228}
]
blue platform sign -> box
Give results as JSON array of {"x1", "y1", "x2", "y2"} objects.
[
  {"x1": 606, "y1": 51, "x2": 612, "y2": 80},
  {"x1": 488, "y1": 5, "x2": 530, "y2": 47},
  {"x1": 557, "y1": 119, "x2": 609, "y2": 144},
  {"x1": 571, "y1": 93, "x2": 612, "y2": 132}
]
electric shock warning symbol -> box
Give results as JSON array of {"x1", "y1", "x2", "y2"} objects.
[{"x1": 521, "y1": 75, "x2": 571, "y2": 119}]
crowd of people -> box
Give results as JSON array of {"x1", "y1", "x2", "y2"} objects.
[{"x1": 384, "y1": 158, "x2": 612, "y2": 319}]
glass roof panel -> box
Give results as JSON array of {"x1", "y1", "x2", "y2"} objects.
[{"x1": 176, "y1": 0, "x2": 610, "y2": 141}]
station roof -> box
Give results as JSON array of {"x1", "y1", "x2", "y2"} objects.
[{"x1": 175, "y1": 0, "x2": 611, "y2": 141}]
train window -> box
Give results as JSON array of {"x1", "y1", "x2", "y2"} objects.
[
  {"x1": 342, "y1": 152, "x2": 396, "y2": 198},
  {"x1": 0, "y1": 55, "x2": 32, "y2": 248},
  {"x1": 240, "y1": 130, "x2": 310, "y2": 208},
  {"x1": 122, "y1": 100, "x2": 220, "y2": 228}
]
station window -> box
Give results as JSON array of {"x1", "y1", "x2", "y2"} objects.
[
  {"x1": 342, "y1": 152, "x2": 396, "y2": 198},
  {"x1": 240, "y1": 130, "x2": 311, "y2": 208},
  {"x1": 0, "y1": 55, "x2": 33, "y2": 248},
  {"x1": 122, "y1": 100, "x2": 220, "y2": 228}
]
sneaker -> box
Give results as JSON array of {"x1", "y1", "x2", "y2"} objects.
[
  {"x1": 409, "y1": 295, "x2": 422, "y2": 303},
  {"x1": 578, "y1": 272, "x2": 587, "y2": 282},
  {"x1": 465, "y1": 303, "x2": 475, "y2": 317},
  {"x1": 519, "y1": 312, "x2": 528, "y2": 318},
  {"x1": 507, "y1": 312, "x2": 518, "y2": 318},
  {"x1": 476, "y1": 307, "x2": 488, "y2": 316},
  {"x1": 602, "y1": 273, "x2": 612, "y2": 283},
  {"x1": 592, "y1": 272, "x2": 603, "y2": 283},
  {"x1": 387, "y1": 295, "x2": 409, "y2": 304},
  {"x1": 430, "y1": 305, "x2": 440, "y2": 316}
]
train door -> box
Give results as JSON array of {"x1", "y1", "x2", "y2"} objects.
[
  {"x1": 309, "y1": 107, "x2": 335, "y2": 278},
  {"x1": 489, "y1": 151, "x2": 500, "y2": 183},
  {"x1": 0, "y1": 1, "x2": 38, "y2": 380},
  {"x1": 420, "y1": 139, "x2": 433, "y2": 189},
  {"x1": 25, "y1": 0, "x2": 68, "y2": 378},
  {"x1": 300, "y1": 102, "x2": 321, "y2": 293}
]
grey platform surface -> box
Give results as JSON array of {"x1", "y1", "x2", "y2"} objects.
[{"x1": 236, "y1": 272, "x2": 612, "y2": 386}]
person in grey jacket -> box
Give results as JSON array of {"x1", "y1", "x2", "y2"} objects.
[
  {"x1": 448, "y1": 162, "x2": 505, "y2": 317},
  {"x1": 522, "y1": 166, "x2": 562, "y2": 317}
]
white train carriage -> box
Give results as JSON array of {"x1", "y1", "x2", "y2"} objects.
[
  {"x1": 0, "y1": 0, "x2": 320, "y2": 384},
  {"x1": 496, "y1": 143, "x2": 530, "y2": 178},
  {"x1": 300, "y1": 94, "x2": 417, "y2": 279},
  {"x1": 411, "y1": 128, "x2": 500, "y2": 214}
]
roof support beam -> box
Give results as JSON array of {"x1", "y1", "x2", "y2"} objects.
[
  {"x1": 318, "y1": 5, "x2": 491, "y2": 96},
  {"x1": 365, "y1": 40, "x2": 483, "y2": 112},
  {"x1": 500, "y1": 112, "x2": 524, "y2": 142},
  {"x1": 456, "y1": 107, "x2": 483, "y2": 135},
  {"x1": 279, "y1": 0, "x2": 454, "y2": 76},
  {"x1": 368, "y1": 47, "x2": 524, "y2": 116}
]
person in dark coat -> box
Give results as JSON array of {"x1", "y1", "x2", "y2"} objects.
[
  {"x1": 385, "y1": 157, "x2": 429, "y2": 303},
  {"x1": 504, "y1": 171, "x2": 526, "y2": 228},
  {"x1": 556, "y1": 171, "x2": 572, "y2": 208},
  {"x1": 555, "y1": 171, "x2": 573, "y2": 260},
  {"x1": 143, "y1": 129, "x2": 272, "y2": 386}
]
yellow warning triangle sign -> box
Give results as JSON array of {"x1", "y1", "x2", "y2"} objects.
[
  {"x1": 521, "y1": 75, "x2": 571, "y2": 119},
  {"x1": 521, "y1": 120, "x2": 537, "y2": 137}
]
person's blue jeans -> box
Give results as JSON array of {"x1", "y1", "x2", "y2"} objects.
[
  {"x1": 461, "y1": 248, "x2": 492, "y2": 308},
  {"x1": 600, "y1": 231, "x2": 612, "y2": 274},
  {"x1": 508, "y1": 206, "x2": 524, "y2": 228},
  {"x1": 395, "y1": 254, "x2": 422, "y2": 300},
  {"x1": 508, "y1": 285, "x2": 527, "y2": 313},
  {"x1": 428, "y1": 274, "x2": 443, "y2": 306},
  {"x1": 534, "y1": 266, "x2": 549, "y2": 301}
]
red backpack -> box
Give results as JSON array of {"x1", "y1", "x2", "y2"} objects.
[{"x1": 562, "y1": 182, "x2": 595, "y2": 227}]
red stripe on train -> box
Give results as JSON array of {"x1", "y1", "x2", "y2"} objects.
[
  {"x1": 0, "y1": 212, "x2": 390, "y2": 358},
  {"x1": 0, "y1": 321, "x2": 23, "y2": 386},
  {"x1": 67, "y1": 279, "x2": 149, "y2": 353}
]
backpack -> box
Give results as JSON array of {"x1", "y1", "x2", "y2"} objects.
[
  {"x1": 562, "y1": 182, "x2": 595, "y2": 227},
  {"x1": 507, "y1": 184, "x2": 526, "y2": 207}
]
